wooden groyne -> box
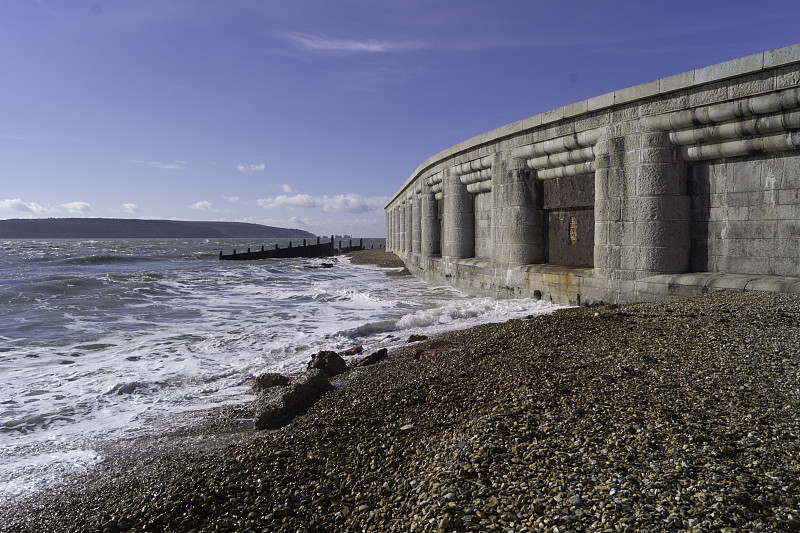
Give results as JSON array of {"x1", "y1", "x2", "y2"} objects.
[{"x1": 219, "y1": 236, "x2": 366, "y2": 260}]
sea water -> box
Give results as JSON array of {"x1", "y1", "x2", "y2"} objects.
[{"x1": 0, "y1": 238, "x2": 560, "y2": 503}]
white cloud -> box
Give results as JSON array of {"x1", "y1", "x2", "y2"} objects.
[
  {"x1": 287, "y1": 216, "x2": 314, "y2": 227},
  {"x1": 323, "y1": 194, "x2": 389, "y2": 214},
  {"x1": 281, "y1": 184, "x2": 297, "y2": 194},
  {"x1": 127, "y1": 160, "x2": 185, "y2": 170},
  {"x1": 236, "y1": 163, "x2": 266, "y2": 172},
  {"x1": 190, "y1": 200, "x2": 213, "y2": 210},
  {"x1": 60, "y1": 201, "x2": 92, "y2": 214},
  {"x1": 222, "y1": 195, "x2": 240, "y2": 203},
  {"x1": 257, "y1": 192, "x2": 389, "y2": 214},
  {"x1": 258, "y1": 193, "x2": 320, "y2": 210},
  {"x1": 285, "y1": 32, "x2": 420, "y2": 53},
  {"x1": 121, "y1": 203, "x2": 140, "y2": 213},
  {"x1": 0, "y1": 198, "x2": 50, "y2": 214}
]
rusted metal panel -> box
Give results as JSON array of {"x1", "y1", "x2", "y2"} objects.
[
  {"x1": 541, "y1": 172, "x2": 595, "y2": 266},
  {"x1": 548, "y1": 208, "x2": 594, "y2": 267},
  {"x1": 542, "y1": 174, "x2": 595, "y2": 210}
]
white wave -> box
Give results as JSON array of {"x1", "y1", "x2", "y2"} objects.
[
  {"x1": 396, "y1": 297, "x2": 557, "y2": 330},
  {"x1": 0, "y1": 447, "x2": 102, "y2": 502},
  {"x1": 0, "y1": 239, "x2": 563, "y2": 503}
]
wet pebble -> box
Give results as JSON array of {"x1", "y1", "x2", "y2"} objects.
[{"x1": 2, "y1": 290, "x2": 800, "y2": 533}]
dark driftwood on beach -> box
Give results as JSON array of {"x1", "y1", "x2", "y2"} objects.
[{"x1": 219, "y1": 237, "x2": 364, "y2": 260}]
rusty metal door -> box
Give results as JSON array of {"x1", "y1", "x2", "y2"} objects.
[{"x1": 542, "y1": 174, "x2": 594, "y2": 267}]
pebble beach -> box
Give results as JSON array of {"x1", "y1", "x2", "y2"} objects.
[{"x1": 2, "y1": 249, "x2": 799, "y2": 532}]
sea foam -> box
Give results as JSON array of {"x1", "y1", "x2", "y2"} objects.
[{"x1": 0, "y1": 239, "x2": 562, "y2": 502}]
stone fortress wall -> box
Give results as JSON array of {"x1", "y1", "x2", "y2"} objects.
[{"x1": 385, "y1": 44, "x2": 800, "y2": 305}]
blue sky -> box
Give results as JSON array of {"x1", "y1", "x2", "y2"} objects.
[{"x1": 1, "y1": 0, "x2": 799, "y2": 237}]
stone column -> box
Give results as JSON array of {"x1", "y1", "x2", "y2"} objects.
[
  {"x1": 593, "y1": 133, "x2": 623, "y2": 278},
  {"x1": 385, "y1": 211, "x2": 391, "y2": 250},
  {"x1": 394, "y1": 203, "x2": 403, "y2": 253},
  {"x1": 442, "y1": 167, "x2": 474, "y2": 259},
  {"x1": 412, "y1": 191, "x2": 422, "y2": 254},
  {"x1": 405, "y1": 196, "x2": 413, "y2": 253},
  {"x1": 388, "y1": 208, "x2": 393, "y2": 251},
  {"x1": 421, "y1": 188, "x2": 440, "y2": 255},
  {"x1": 506, "y1": 169, "x2": 545, "y2": 264},
  {"x1": 491, "y1": 153, "x2": 544, "y2": 265},
  {"x1": 399, "y1": 204, "x2": 407, "y2": 253},
  {"x1": 635, "y1": 131, "x2": 690, "y2": 275},
  {"x1": 594, "y1": 129, "x2": 689, "y2": 279}
]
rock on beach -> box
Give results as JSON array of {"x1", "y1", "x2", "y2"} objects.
[
  {"x1": 251, "y1": 369, "x2": 333, "y2": 430},
  {"x1": 251, "y1": 372, "x2": 288, "y2": 392},
  {"x1": 307, "y1": 350, "x2": 348, "y2": 377},
  {"x1": 355, "y1": 347, "x2": 389, "y2": 367},
  {"x1": 2, "y1": 289, "x2": 800, "y2": 533}
]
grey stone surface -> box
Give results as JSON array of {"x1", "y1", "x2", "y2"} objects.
[
  {"x1": 636, "y1": 164, "x2": 683, "y2": 196},
  {"x1": 405, "y1": 201, "x2": 413, "y2": 252},
  {"x1": 474, "y1": 193, "x2": 492, "y2": 258},
  {"x1": 420, "y1": 192, "x2": 440, "y2": 256},
  {"x1": 777, "y1": 65, "x2": 800, "y2": 90},
  {"x1": 412, "y1": 194, "x2": 421, "y2": 254},
  {"x1": 728, "y1": 71, "x2": 775, "y2": 99},
  {"x1": 765, "y1": 43, "x2": 800, "y2": 68},
  {"x1": 387, "y1": 45, "x2": 800, "y2": 305},
  {"x1": 615, "y1": 79, "x2": 659, "y2": 105},
  {"x1": 694, "y1": 52, "x2": 763, "y2": 85},
  {"x1": 252, "y1": 372, "x2": 289, "y2": 393},
  {"x1": 689, "y1": 81, "x2": 730, "y2": 107},
  {"x1": 541, "y1": 107, "x2": 564, "y2": 125},
  {"x1": 252, "y1": 369, "x2": 333, "y2": 430},
  {"x1": 587, "y1": 91, "x2": 615, "y2": 111},
  {"x1": 660, "y1": 70, "x2": 695, "y2": 94},
  {"x1": 442, "y1": 169, "x2": 474, "y2": 259},
  {"x1": 563, "y1": 100, "x2": 589, "y2": 118}
]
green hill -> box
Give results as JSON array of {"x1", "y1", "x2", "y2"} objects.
[{"x1": 0, "y1": 218, "x2": 317, "y2": 239}]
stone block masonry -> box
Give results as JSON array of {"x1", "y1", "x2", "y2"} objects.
[{"x1": 386, "y1": 44, "x2": 800, "y2": 305}]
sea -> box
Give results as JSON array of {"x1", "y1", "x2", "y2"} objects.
[{"x1": 0, "y1": 238, "x2": 561, "y2": 504}]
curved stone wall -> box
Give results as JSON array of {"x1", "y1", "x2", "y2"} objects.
[{"x1": 386, "y1": 44, "x2": 800, "y2": 305}]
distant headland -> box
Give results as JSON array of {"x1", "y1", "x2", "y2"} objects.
[{"x1": 0, "y1": 218, "x2": 317, "y2": 239}]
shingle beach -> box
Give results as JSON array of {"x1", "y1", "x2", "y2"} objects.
[{"x1": 2, "y1": 249, "x2": 799, "y2": 532}]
